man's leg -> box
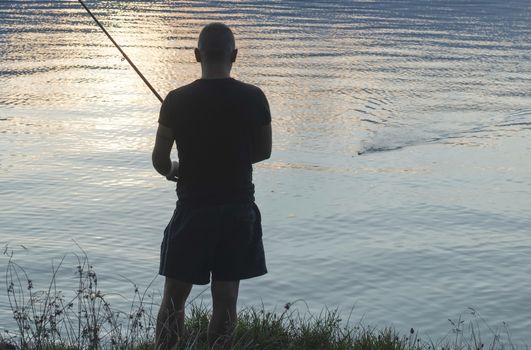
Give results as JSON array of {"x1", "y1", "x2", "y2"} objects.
[
  {"x1": 156, "y1": 277, "x2": 193, "y2": 350},
  {"x1": 208, "y1": 280, "x2": 240, "y2": 349}
]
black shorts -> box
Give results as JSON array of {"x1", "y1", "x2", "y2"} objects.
[{"x1": 159, "y1": 201, "x2": 267, "y2": 285}]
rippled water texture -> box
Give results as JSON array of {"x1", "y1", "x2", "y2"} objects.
[{"x1": 1, "y1": 0, "x2": 531, "y2": 342}]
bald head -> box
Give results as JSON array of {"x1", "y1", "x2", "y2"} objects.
[{"x1": 197, "y1": 23, "x2": 236, "y2": 64}]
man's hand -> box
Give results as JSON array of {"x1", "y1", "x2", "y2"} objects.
[{"x1": 166, "y1": 161, "x2": 179, "y2": 182}]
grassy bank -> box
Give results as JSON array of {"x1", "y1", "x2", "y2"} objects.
[{"x1": 0, "y1": 251, "x2": 523, "y2": 349}]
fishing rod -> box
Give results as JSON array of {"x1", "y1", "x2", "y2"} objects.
[{"x1": 77, "y1": 0, "x2": 163, "y2": 103}]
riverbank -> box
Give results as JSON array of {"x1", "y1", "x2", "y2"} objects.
[
  {"x1": 0, "y1": 300, "x2": 520, "y2": 349},
  {"x1": 0, "y1": 254, "x2": 522, "y2": 349}
]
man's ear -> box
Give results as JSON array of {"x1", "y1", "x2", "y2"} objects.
[
  {"x1": 231, "y1": 49, "x2": 238, "y2": 63},
  {"x1": 194, "y1": 48, "x2": 202, "y2": 62}
]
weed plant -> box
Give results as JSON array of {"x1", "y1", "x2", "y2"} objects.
[
  {"x1": 0, "y1": 249, "x2": 525, "y2": 350},
  {"x1": 1, "y1": 248, "x2": 155, "y2": 350}
]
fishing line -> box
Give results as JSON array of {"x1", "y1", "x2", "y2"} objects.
[{"x1": 77, "y1": 0, "x2": 163, "y2": 103}]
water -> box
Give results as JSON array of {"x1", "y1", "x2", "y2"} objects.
[{"x1": 1, "y1": 0, "x2": 531, "y2": 343}]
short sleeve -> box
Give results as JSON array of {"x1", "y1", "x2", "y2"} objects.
[
  {"x1": 158, "y1": 92, "x2": 174, "y2": 128},
  {"x1": 256, "y1": 89, "x2": 271, "y2": 126}
]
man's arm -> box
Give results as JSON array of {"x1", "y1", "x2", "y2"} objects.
[
  {"x1": 152, "y1": 123, "x2": 179, "y2": 181},
  {"x1": 251, "y1": 123, "x2": 272, "y2": 164}
]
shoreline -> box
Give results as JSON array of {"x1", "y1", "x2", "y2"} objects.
[{"x1": 1, "y1": 256, "x2": 524, "y2": 350}]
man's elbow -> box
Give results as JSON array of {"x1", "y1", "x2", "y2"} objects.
[
  {"x1": 252, "y1": 124, "x2": 272, "y2": 164},
  {"x1": 152, "y1": 151, "x2": 170, "y2": 176},
  {"x1": 252, "y1": 150, "x2": 271, "y2": 164}
]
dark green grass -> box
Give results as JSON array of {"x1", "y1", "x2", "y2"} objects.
[{"x1": 0, "y1": 249, "x2": 525, "y2": 349}]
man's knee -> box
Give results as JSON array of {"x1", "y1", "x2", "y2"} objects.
[
  {"x1": 211, "y1": 280, "x2": 239, "y2": 306},
  {"x1": 162, "y1": 277, "x2": 193, "y2": 309}
]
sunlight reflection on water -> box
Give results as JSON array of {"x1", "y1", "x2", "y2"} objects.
[{"x1": 1, "y1": 0, "x2": 531, "y2": 343}]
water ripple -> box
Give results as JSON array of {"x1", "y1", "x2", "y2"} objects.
[{"x1": 1, "y1": 0, "x2": 531, "y2": 341}]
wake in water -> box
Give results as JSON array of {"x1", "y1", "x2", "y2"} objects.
[
  {"x1": 358, "y1": 109, "x2": 531, "y2": 155},
  {"x1": 358, "y1": 127, "x2": 444, "y2": 155}
]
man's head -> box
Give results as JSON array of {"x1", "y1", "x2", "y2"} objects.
[{"x1": 195, "y1": 23, "x2": 237, "y2": 65}]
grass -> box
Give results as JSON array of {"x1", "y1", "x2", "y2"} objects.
[{"x1": 0, "y1": 248, "x2": 526, "y2": 350}]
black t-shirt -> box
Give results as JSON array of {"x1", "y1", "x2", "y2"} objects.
[{"x1": 158, "y1": 78, "x2": 271, "y2": 205}]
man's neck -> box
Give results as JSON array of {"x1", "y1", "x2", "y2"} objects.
[{"x1": 201, "y1": 64, "x2": 232, "y2": 79}]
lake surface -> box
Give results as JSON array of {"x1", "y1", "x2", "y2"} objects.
[{"x1": 1, "y1": 0, "x2": 530, "y2": 344}]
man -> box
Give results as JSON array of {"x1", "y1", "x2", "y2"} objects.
[{"x1": 152, "y1": 23, "x2": 272, "y2": 349}]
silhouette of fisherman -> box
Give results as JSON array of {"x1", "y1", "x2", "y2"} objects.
[{"x1": 152, "y1": 23, "x2": 272, "y2": 349}]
